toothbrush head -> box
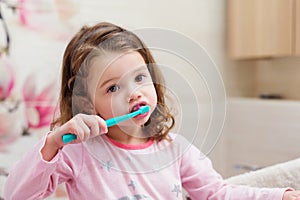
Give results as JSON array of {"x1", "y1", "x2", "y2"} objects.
[{"x1": 138, "y1": 105, "x2": 150, "y2": 114}]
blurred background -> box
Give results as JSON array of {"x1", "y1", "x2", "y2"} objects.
[{"x1": 1, "y1": 0, "x2": 300, "y2": 198}]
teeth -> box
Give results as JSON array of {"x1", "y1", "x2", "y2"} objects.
[
  {"x1": 131, "y1": 104, "x2": 145, "y2": 113},
  {"x1": 131, "y1": 106, "x2": 139, "y2": 113},
  {"x1": 134, "y1": 106, "x2": 140, "y2": 111}
]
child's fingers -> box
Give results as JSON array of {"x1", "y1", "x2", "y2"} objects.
[
  {"x1": 57, "y1": 114, "x2": 108, "y2": 145},
  {"x1": 283, "y1": 190, "x2": 300, "y2": 200},
  {"x1": 75, "y1": 119, "x2": 91, "y2": 141},
  {"x1": 96, "y1": 116, "x2": 108, "y2": 134},
  {"x1": 83, "y1": 115, "x2": 101, "y2": 138},
  {"x1": 79, "y1": 114, "x2": 107, "y2": 139}
]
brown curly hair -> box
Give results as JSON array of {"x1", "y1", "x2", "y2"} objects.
[{"x1": 51, "y1": 22, "x2": 174, "y2": 142}]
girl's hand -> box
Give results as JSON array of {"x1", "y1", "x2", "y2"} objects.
[
  {"x1": 42, "y1": 114, "x2": 108, "y2": 161},
  {"x1": 54, "y1": 114, "x2": 108, "y2": 147},
  {"x1": 283, "y1": 190, "x2": 300, "y2": 200}
]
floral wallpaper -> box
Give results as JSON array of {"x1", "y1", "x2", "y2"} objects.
[{"x1": 0, "y1": 0, "x2": 79, "y2": 198}]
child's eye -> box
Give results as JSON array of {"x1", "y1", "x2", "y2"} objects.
[
  {"x1": 107, "y1": 85, "x2": 120, "y2": 93},
  {"x1": 135, "y1": 74, "x2": 146, "y2": 82}
]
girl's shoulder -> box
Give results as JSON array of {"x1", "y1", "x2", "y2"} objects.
[{"x1": 165, "y1": 132, "x2": 191, "y2": 146}]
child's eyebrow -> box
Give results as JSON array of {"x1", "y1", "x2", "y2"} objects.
[
  {"x1": 99, "y1": 77, "x2": 120, "y2": 88},
  {"x1": 133, "y1": 65, "x2": 148, "y2": 73}
]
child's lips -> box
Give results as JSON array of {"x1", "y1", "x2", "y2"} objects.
[
  {"x1": 133, "y1": 110, "x2": 149, "y2": 119},
  {"x1": 129, "y1": 102, "x2": 149, "y2": 119},
  {"x1": 130, "y1": 102, "x2": 147, "y2": 113}
]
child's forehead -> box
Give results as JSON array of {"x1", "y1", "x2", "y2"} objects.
[{"x1": 90, "y1": 51, "x2": 147, "y2": 78}]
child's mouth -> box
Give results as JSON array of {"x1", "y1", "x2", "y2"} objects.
[{"x1": 130, "y1": 103, "x2": 147, "y2": 113}]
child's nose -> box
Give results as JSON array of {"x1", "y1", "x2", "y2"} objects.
[{"x1": 128, "y1": 89, "x2": 142, "y2": 103}]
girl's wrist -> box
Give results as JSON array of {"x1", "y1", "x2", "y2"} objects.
[
  {"x1": 41, "y1": 132, "x2": 63, "y2": 161},
  {"x1": 47, "y1": 131, "x2": 63, "y2": 150}
]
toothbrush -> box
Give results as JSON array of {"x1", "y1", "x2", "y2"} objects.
[{"x1": 62, "y1": 105, "x2": 150, "y2": 144}]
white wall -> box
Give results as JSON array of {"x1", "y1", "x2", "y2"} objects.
[
  {"x1": 5, "y1": 0, "x2": 229, "y2": 83},
  {"x1": 2, "y1": 0, "x2": 231, "y2": 175},
  {"x1": 223, "y1": 97, "x2": 300, "y2": 177}
]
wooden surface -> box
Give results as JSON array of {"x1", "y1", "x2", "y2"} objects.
[
  {"x1": 295, "y1": 0, "x2": 300, "y2": 55},
  {"x1": 227, "y1": 0, "x2": 294, "y2": 59}
]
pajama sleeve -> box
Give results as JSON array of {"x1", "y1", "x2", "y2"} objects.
[
  {"x1": 180, "y1": 144, "x2": 287, "y2": 200},
  {"x1": 4, "y1": 134, "x2": 83, "y2": 200}
]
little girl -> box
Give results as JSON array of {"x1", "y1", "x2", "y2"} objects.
[{"x1": 4, "y1": 22, "x2": 300, "y2": 200}]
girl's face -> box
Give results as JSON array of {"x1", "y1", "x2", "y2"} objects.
[{"x1": 90, "y1": 51, "x2": 157, "y2": 128}]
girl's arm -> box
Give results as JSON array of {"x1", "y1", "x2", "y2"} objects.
[
  {"x1": 180, "y1": 144, "x2": 289, "y2": 200},
  {"x1": 4, "y1": 134, "x2": 80, "y2": 200},
  {"x1": 4, "y1": 114, "x2": 107, "y2": 199},
  {"x1": 283, "y1": 190, "x2": 300, "y2": 200},
  {"x1": 41, "y1": 132, "x2": 62, "y2": 161}
]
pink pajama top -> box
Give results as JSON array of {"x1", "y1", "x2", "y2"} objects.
[{"x1": 4, "y1": 133, "x2": 286, "y2": 200}]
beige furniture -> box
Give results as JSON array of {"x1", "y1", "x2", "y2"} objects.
[
  {"x1": 227, "y1": 158, "x2": 300, "y2": 190},
  {"x1": 227, "y1": 0, "x2": 300, "y2": 59},
  {"x1": 222, "y1": 98, "x2": 300, "y2": 177},
  {"x1": 297, "y1": 0, "x2": 300, "y2": 54}
]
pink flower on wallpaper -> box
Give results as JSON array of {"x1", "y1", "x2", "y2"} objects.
[
  {"x1": 0, "y1": 56, "x2": 15, "y2": 101},
  {"x1": 0, "y1": 101, "x2": 26, "y2": 150},
  {"x1": 0, "y1": 56, "x2": 25, "y2": 150},
  {"x1": 22, "y1": 74, "x2": 58, "y2": 129},
  {"x1": 18, "y1": 0, "x2": 79, "y2": 40}
]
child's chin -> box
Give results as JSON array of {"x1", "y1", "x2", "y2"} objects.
[{"x1": 119, "y1": 121, "x2": 144, "y2": 128}]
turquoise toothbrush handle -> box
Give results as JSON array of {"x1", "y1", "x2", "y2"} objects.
[
  {"x1": 62, "y1": 105, "x2": 149, "y2": 144},
  {"x1": 62, "y1": 119, "x2": 120, "y2": 144},
  {"x1": 62, "y1": 117, "x2": 131, "y2": 144},
  {"x1": 105, "y1": 112, "x2": 136, "y2": 127},
  {"x1": 62, "y1": 134, "x2": 77, "y2": 144}
]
